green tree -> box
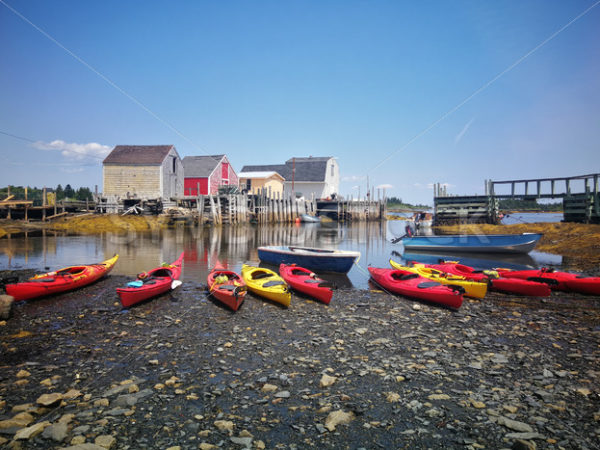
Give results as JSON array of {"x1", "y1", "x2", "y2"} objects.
[
  {"x1": 55, "y1": 184, "x2": 64, "y2": 201},
  {"x1": 64, "y1": 184, "x2": 75, "y2": 199},
  {"x1": 76, "y1": 187, "x2": 93, "y2": 201}
]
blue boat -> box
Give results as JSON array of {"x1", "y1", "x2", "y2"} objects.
[
  {"x1": 400, "y1": 233, "x2": 542, "y2": 254},
  {"x1": 257, "y1": 246, "x2": 361, "y2": 273}
]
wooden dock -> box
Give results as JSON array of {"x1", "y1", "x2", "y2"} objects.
[
  {"x1": 434, "y1": 174, "x2": 600, "y2": 224},
  {"x1": 0, "y1": 187, "x2": 95, "y2": 221},
  {"x1": 170, "y1": 190, "x2": 385, "y2": 224}
]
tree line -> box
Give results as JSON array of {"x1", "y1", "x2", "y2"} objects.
[
  {"x1": 1, "y1": 185, "x2": 94, "y2": 206},
  {"x1": 498, "y1": 199, "x2": 562, "y2": 211},
  {"x1": 386, "y1": 196, "x2": 431, "y2": 210}
]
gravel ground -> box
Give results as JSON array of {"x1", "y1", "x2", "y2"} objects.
[{"x1": 1, "y1": 273, "x2": 600, "y2": 450}]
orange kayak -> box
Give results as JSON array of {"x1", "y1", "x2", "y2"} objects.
[
  {"x1": 5, "y1": 255, "x2": 119, "y2": 301},
  {"x1": 207, "y1": 262, "x2": 247, "y2": 311}
]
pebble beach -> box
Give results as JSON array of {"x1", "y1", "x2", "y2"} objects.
[{"x1": 1, "y1": 273, "x2": 599, "y2": 449}]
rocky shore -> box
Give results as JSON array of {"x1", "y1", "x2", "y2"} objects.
[{"x1": 1, "y1": 274, "x2": 599, "y2": 449}]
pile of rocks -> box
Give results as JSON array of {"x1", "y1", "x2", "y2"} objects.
[{"x1": 0, "y1": 276, "x2": 599, "y2": 449}]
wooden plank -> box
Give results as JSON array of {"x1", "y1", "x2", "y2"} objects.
[{"x1": 46, "y1": 211, "x2": 69, "y2": 220}]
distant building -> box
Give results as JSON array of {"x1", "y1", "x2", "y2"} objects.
[
  {"x1": 238, "y1": 171, "x2": 285, "y2": 196},
  {"x1": 241, "y1": 156, "x2": 339, "y2": 199},
  {"x1": 102, "y1": 145, "x2": 183, "y2": 200},
  {"x1": 182, "y1": 155, "x2": 239, "y2": 196}
]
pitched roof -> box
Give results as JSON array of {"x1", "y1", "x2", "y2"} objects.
[
  {"x1": 241, "y1": 157, "x2": 332, "y2": 182},
  {"x1": 238, "y1": 171, "x2": 284, "y2": 180},
  {"x1": 241, "y1": 164, "x2": 289, "y2": 179},
  {"x1": 103, "y1": 145, "x2": 175, "y2": 165},
  {"x1": 182, "y1": 155, "x2": 225, "y2": 177}
]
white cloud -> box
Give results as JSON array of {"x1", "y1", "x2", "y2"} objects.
[
  {"x1": 454, "y1": 117, "x2": 475, "y2": 144},
  {"x1": 33, "y1": 140, "x2": 111, "y2": 162},
  {"x1": 342, "y1": 175, "x2": 367, "y2": 182},
  {"x1": 376, "y1": 184, "x2": 393, "y2": 189}
]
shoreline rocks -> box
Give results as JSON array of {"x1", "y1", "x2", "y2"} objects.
[{"x1": 0, "y1": 274, "x2": 598, "y2": 448}]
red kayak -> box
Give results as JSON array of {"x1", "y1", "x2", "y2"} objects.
[
  {"x1": 279, "y1": 264, "x2": 334, "y2": 304},
  {"x1": 207, "y1": 262, "x2": 247, "y2": 311},
  {"x1": 496, "y1": 268, "x2": 600, "y2": 295},
  {"x1": 117, "y1": 252, "x2": 184, "y2": 308},
  {"x1": 420, "y1": 262, "x2": 551, "y2": 297},
  {"x1": 368, "y1": 267, "x2": 463, "y2": 309},
  {"x1": 5, "y1": 255, "x2": 119, "y2": 301}
]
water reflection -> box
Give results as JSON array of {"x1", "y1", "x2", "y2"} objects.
[{"x1": 1, "y1": 221, "x2": 561, "y2": 289}]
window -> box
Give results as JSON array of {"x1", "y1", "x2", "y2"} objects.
[
  {"x1": 246, "y1": 179, "x2": 252, "y2": 191},
  {"x1": 331, "y1": 164, "x2": 334, "y2": 177},
  {"x1": 172, "y1": 157, "x2": 176, "y2": 173}
]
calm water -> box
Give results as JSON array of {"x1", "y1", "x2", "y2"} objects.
[{"x1": 0, "y1": 220, "x2": 563, "y2": 289}]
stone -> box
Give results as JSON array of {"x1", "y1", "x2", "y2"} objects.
[
  {"x1": 274, "y1": 391, "x2": 290, "y2": 398},
  {"x1": 428, "y1": 394, "x2": 450, "y2": 400},
  {"x1": 320, "y1": 374, "x2": 337, "y2": 388},
  {"x1": 16, "y1": 369, "x2": 31, "y2": 378},
  {"x1": 14, "y1": 421, "x2": 51, "y2": 440},
  {"x1": 70, "y1": 435, "x2": 87, "y2": 445},
  {"x1": 214, "y1": 420, "x2": 234, "y2": 434},
  {"x1": 94, "y1": 399, "x2": 110, "y2": 407},
  {"x1": 37, "y1": 392, "x2": 63, "y2": 407},
  {"x1": 63, "y1": 389, "x2": 82, "y2": 400},
  {"x1": 42, "y1": 422, "x2": 68, "y2": 442},
  {"x1": 199, "y1": 444, "x2": 217, "y2": 450},
  {"x1": 0, "y1": 295, "x2": 13, "y2": 319},
  {"x1": 261, "y1": 384, "x2": 278, "y2": 393},
  {"x1": 470, "y1": 399, "x2": 486, "y2": 409},
  {"x1": 0, "y1": 412, "x2": 34, "y2": 429},
  {"x1": 63, "y1": 444, "x2": 106, "y2": 450},
  {"x1": 230, "y1": 436, "x2": 252, "y2": 448},
  {"x1": 324, "y1": 410, "x2": 355, "y2": 431},
  {"x1": 94, "y1": 434, "x2": 116, "y2": 449},
  {"x1": 505, "y1": 432, "x2": 546, "y2": 440},
  {"x1": 386, "y1": 392, "x2": 400, "y2": 403},
  {"x1": 497, "y1": 416, "x2": 534, "y2": 433}
]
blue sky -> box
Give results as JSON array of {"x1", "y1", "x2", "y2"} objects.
[{"x1": 1, "y1": 0, "x2": 599, "y2": 205}]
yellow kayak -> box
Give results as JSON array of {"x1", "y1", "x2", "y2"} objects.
[
  {"x1": 389, "y1": 259, "x2": 488, "y2": 299},
  {"x1": 241, "y1": 264, "x2": 291, "y2": 307}
]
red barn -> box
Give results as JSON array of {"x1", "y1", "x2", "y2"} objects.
[{"x1": 182, "y1": 155, "x2": 239, "y2": 196}]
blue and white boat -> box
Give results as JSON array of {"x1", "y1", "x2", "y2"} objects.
[
  {"x1": 400, "y1": 233, "x2": 542, "y2": 254},
  {"x1": 257, "y1": 246, "x2": 361, "y2": 273}
]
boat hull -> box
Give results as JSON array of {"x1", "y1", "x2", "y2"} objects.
[
  {"x1": 207, "y1": 263, "x2": 247, "y2": 311},
  {"x1": 497, "y1": 268, "x2": 600, "y2": 295},
  {"x1": 368, "y1": 267, "x2": 463, "y2": 309},
  {"x1": 279, "y1": 264, "x2": 334, "y2": 304},
  {"x1": 241, "y1": 264, "x2": 291, "y2": 307},
  {"x1": 117, "y1": 253, "x2": 183, "y2": 308},
  {"x1": 257, "y1": 246, "x2": 360, "y2": 273},
  {"x1": 422, "y1": 262, "x2": 551, "y2": 297},
  {"x1": 390, "y1": 260, "x2": 487, "y2": 299},
  {"x1": 5, "y1": 255, "x2": 119, "y2": 301},
  {"x1": 401, "y1": 233, "x2": 542, "y2": 254}
]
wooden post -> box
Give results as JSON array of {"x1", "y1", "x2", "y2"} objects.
[
  {"x1": 198, "y1": 195, "x2": 204, "y2": 223},
  {"x1": 216, "y1": 195, "x2": 222, "y2": 224},
  {"x1": 24, "y1": 187, "x2": 28, "y2": 222},
  {"x1": 209, "y1": 195, "x2": 217, "y2": 223},
  {"x1": 42, "y1": 187, "x2": 47, "y2": 221}
]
